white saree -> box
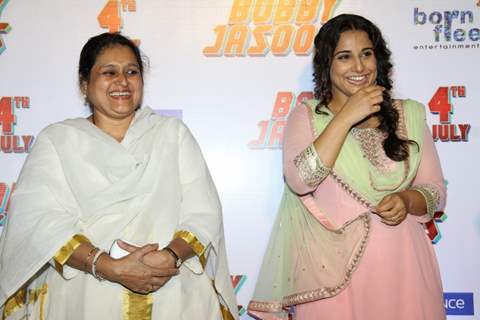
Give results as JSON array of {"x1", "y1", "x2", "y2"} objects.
[{"x1": 0, "y1": 107, "x2": 238, "y2": 320}]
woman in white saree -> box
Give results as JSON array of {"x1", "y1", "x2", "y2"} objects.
[{"x1": 0, "y1": 33, "x2": 238, "y2": 320}]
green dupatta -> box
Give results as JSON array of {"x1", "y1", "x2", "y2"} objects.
[{"x1": 248, "y1": 100, "x2": 426, "y2": 319}]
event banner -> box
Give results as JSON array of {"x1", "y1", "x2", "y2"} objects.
[{"x1": 0, "y1": 1, "x2": 478, "y2": 318}]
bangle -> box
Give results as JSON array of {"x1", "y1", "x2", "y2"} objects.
[
  {"x1": 91, "y1": 249, "x2": 106, "y2": 281},
  {"x1": 163, "y1": 246, "x2": 182, "y2": 268},
  {"x1": 84, "y1": 247, "x2": 98, "y2": 270}
]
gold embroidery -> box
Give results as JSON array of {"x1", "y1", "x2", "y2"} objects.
[
  {"x1": 122, "y1": 290, "x2": 152, "y2": 320},
  {"x1": 393, "y1": 100, "x2": 408, "y2": 140},
  {"x1": 411, "y1": 184, "x2": 441, "y2": 218},
  {"x1": 53, "y1": 234, "x2": 90, "y2": 274},
  {"x1": 27, "y1": 284, "x2": 48, "y2": 320},
  {"x1": 2, "y1": 288, "x2": 26, "y2": 319},
  {"x1": 294, "y1": 145, "x2": 331, "y2": 187},
  {"x1": 248, "y1": 214, "x2": 371, "y2": 313},
  {"x1": 351, "y1": 128, "x2": 391, "y2": 172}
]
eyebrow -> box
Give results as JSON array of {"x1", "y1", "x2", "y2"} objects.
[
  {"x1": 99, "y1": 62, "x2": 140, "y2": 68},
  {"x1": 333, "y1": 47, "x2": 374, "y2": 57}
]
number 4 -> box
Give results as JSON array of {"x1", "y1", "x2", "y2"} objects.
[
  {"x1": 428, "y1": 87, "x2": 452, "y2": 124},
  {"x1": 0, "y1": 97, "x2": 15, "y2": 134},
  {"x1": 98, "y1": 0, "x2": 122, "y2": 33}
]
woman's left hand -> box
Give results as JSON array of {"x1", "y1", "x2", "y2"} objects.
[
  {"x1": 118, "y1": 240, "x2": 176, "y2": 269},
  {"x1": 375, "y1": 193, "x2": 408, "y2": 225}
]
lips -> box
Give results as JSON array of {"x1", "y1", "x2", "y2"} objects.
[
  {"x1": 109, "y1": 91, "x2": 131, "y2": 99},
  {"x1": 346, "y1": 74, "x2": 370, "y2": 86}
]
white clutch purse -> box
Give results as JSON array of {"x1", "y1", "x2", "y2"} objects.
[{"x1": 109, "y1": 239, "x2": 139, "y2": 259}]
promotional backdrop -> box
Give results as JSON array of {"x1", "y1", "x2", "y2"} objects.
[{"x1": 0, "y1": 0, "x2": 478, "y2": 318}]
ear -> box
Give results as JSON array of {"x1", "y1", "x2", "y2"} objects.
[{"x1": 79, "y1": 78, "x2": 88, "y2": 96}]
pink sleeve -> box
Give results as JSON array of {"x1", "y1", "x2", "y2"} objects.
[
  {"x1": 412, "y1": 124, "x2": 447, "y2": 222},
  {"x1": 283, "y1": 104, "x2": 329, "y2": 195}
]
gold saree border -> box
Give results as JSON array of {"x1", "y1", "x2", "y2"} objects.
[
  {"x1": 2, "y1": 288, "x2": 26, "y2": 319},
  {"x1": 220, "y1": 302, "x2": 236, "y2": 320},
  {"x1": 122, "y1": 290, "x2": 153, "y2": 320},
  {"x1": 3, "y1": 283, "x2": 49, "y2": 320},
  {"x1": 173, "y1": 230, "x2": 208, "y2": 268},
  {"x1": 53, "y1": 234, "x2": 90, "y2": 274},
  {"x1": 173, "y1": 230, "x2": 206, "y2": 256},
  {"x1": 173, "y1": 230, "x2": 236, "y2": 319},
  {"x1": 247, "y1": 214, "x2": 371, "y2": 313},
  {"x1": 211, "y1": 280, "x2": 236, "y2": 320},
  {"x1": 28, "y1": 283, "x2": 48, "y2": 320}
]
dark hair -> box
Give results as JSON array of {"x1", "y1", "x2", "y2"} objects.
[
  {"x1": 78, "y1": 32, "x2": 145, "y2": 85},
  {"x1": 313, "y1": 14, "x2": 413, "y2": 161}
]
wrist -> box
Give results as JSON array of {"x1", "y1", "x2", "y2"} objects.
[
  {"x1": 398, "y1": 191, "x2": 413, "y2": 213},
  {"x1": 163, "y1": 246, "x2": 182, "y2": 268},
  {"x1": 96, "y1": 254, "x2": 118, "y2": 282},
  {"x1": 332, "y1": 111, "x2": 355, "y2": 130}
]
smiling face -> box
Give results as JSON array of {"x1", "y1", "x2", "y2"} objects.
[
  {"x1": 82, "y1": 45, "x2": 143, "y2": 121},
  {"x1": 329, "y1": 30, "x2": 377, "y2": 105}
]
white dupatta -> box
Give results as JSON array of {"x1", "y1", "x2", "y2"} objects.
[{"x1": 0, "y1": 107, "x2": 238, "y2": 319}]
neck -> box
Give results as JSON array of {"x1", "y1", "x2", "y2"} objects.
[{"x1": 91, "y1": 112, "x2": 135, "y2": 142}]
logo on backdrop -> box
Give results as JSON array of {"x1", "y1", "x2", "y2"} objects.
[
  {"x1": 413, "y1": 5, "x2": 480, "y2": 50},
  {"x1": 0, "y1": 182, "x2": 14, "y2": 226},
  {"x1": 444, "y1": 292, "x2": 474, "y2": 316},
  {"x1": 231, "y1": 275, "x2": 247, "y2": 316},
  {"x1": 203, "y1": 0, "x2": 342, "y2": 57},
  {"x1": 428, "y1": 86, "x2": 470, "y2": 142},
  {"x1": 0, "y1": 96, "x2": 34, "y2": 153},
  {"x1": 97, "y1": 0, "x2": 139, "y2": 44},
  {"x1": 0, "y1": 0, "x2": 11, "y2": 55},
  {"x1": 249, "y1": 91, "x2": 313, "y2": 149}
]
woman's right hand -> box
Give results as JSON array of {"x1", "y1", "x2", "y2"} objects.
[
  {"x1": 97, "y1": 243, "x2": 178, "y2": 294},
  {"x1": 337, "y1": 85, "x2": 384, "y2": 127}
]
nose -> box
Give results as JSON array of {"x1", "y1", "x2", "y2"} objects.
[
  {"x1": 116, "y1": 72, "x2": 128, "y2": 86},
  {"x1": 353, "y1": 56, "x2": 365, "y2": 73}
]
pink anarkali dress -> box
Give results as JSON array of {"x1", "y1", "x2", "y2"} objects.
[{"x1": 279, "y1": 101, "x2": 446, "y2": 320}]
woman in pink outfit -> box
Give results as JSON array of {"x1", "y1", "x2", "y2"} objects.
[{"x1": 248, "y1": 14, "x2": 446, "y2": 320}]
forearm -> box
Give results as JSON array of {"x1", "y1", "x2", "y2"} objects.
[
  {"x1": 312, "y1": 114, "x2": 352, "y2": 168},
  {"x1": 65, "y1": 243, "x2": 118, "y2": 282},
  {"x1": 64, "y1": 242, "x2": 96, "y2": 272}
]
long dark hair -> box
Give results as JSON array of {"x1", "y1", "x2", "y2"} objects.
[{"x1": 313, "y1": 14, "x2": 413, "y2": 161}]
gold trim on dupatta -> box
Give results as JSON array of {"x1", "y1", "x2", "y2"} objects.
[
  {"x1": 173, "y1": 230, "x2": 236, "y2": 319},
  {"x1": 122, "y1": 290, "x2": 153, "y2": 320},
  {"x1": 2, "y1": 288, "x2": 26, "y2": 319},
  {"x1": 53, "y1": 234, "x2": 90, "y2": 274},
  {"x1": 28, "y1": 284, "x2": 48, "y2": 320}
]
